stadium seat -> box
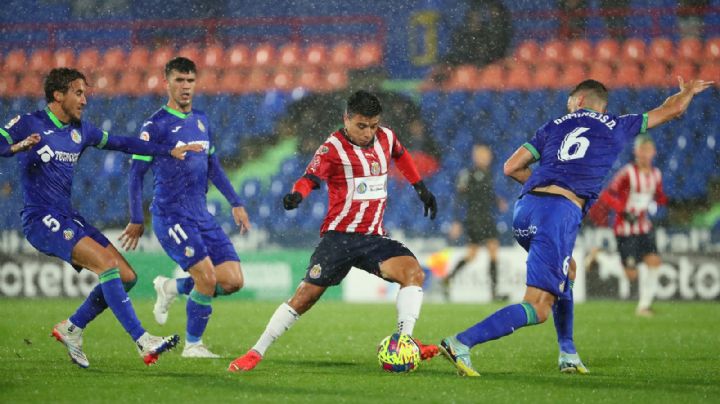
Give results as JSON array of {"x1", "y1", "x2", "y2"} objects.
[
  {"x1": 678, "y1": 37, "x2": 703, "y2": 63},
  {"x1": 588, "y1": 61, "x2": 614, "y2": 85},
  {"x1": 278, "y1": 43, "x2": 301, "y2": 67},
  {"x1": 144, "y1": 71, "x2": 165, "y2": 95},
  {"x1": 331, "y1": 41, "x2": 354, "y2": 67},
  {"x1": 671, "y1": 61, "x2": 697, "y2": 83},
  {"x1": 621, "y1": 38, "x2": 646, "y2": 63},
  {"x1": 595, "y1": 38, "x2": 620, "y2": 64},
  {"x1": 77, "y1": 48, "x2": 101, "y2": 73},
  {"x1": 513, "y1": 40, "x2": 540, "y2": 64},
  {"x1": 116, "y1": 70, "x2": 144, "y2": 96},
  {"x1": 102, "y1": 47, "x2": 126, "y2": 72},
  {"x1": 641, "y1": 63, "x2": 669, "y2": 87},
  {"x1": 244, "y1": 67, "x2": 269, "y2": 92},
  {"x1": 253, "y1": 43, "x2": 276, "y2": 67},
  {"x1": 325, "y1": 67, "x2": 349, "y2": 92},
  {"x1": 271, "y1": 68, "x2": 295, "y2": 91},
  {"x1": 297, "y1": 66, "x2": 322, "y2": 91},
  {"x1": 53, "y1": 48, "x2": 75, "y2": 68},
  {"x1": 649, "y1": 37, "x2": 674, "y2": 63},
  {"x1": 699, "y1": 62, "x2": 720, "y2": 86},
  {"x1": 28, "y1": 48, "x2": 51, "y2": 73},
  {"x1": 128, "y1": 47, "x2": 150, "y2": 71},
  {"x1": 16, "y1": 72, "x2": 43, "y2": 97},
  {"x1": 568, "y1": 39, "x2": 592, "y2": 63},
  {"x1": 90, "y1": 71, "x2": 118, "y2": 95},
  {"x1": 3, "y1": 49, "x2": 26, "y2": 74},
  {"x1": 150, "y1": 46, "x2": 173, "y2": 71},
  {"x1": 219, "y1": 69, "x2": 245, "y2": 94},
  {"x1": 0, "y1": 75, "x2": 18, "y2": 95},
  {"x1": 227, "y1": 44, "x2": 251, "y2": 68},
  {"x1": 355, "y1": 42, "x2": 382, "y2": 68},
  {"x1": 541, "y1": 39, "x2": 566, "y2": 63},
  {"x1": 506, "y1": 62, "x2": 531, "y2": 90},
  {"x1": 532, "y1": 63, "x2": 560, "y2": 89},
  {"x1": 178, "y1": 45, "x2": 201, "y2": 65},
  {"x1": 198, "y1": 68, "x2": 221, "y2": 94},
  {"x1": 445, "y1": 65, "x2": 480, "y2": 91},
  {"x1": 704, "y1": 37, "x2": 720, "y2": 61},
  {"x1": 477, "y1": 63, "x2": 504, "y2": 90},
  {"x1": 202, "y1": 44, "x2": 224, "y2": 69},
  {"x1": 559, "y1": 63, "x2": 587, "y2": 88},
  {"x1": 614, "y1": 61, "x2": 641, "y2": 88},
  {"x1": 305, "y1": 43, "x2": 328, "y2": 66}
]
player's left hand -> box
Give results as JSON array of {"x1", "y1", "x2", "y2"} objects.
[
  {"x1": 10, "y1": 133, "x2": 41, "y2": 154},
  {"x1": 412, "y1": 181, "x2": 438, "y2": 220},
  {"x1": 170, "y1": 143, "x2": 204, "y2": 160},
  {"x1": 232, "y1": 206, "x2": 251, "y2": 234},
  {"x1": 119, "y1": 222, "x2": 144, "y2": 251},
  {"x1": 678, "y1": 76, "x2": 714, "y2": 95}
]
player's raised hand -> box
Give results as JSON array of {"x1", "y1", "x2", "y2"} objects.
[
  {"x1": 678, "y1": 76, "x2": 714, "y2": 95},
  {"x1": 232, "y1": 206, "x2": 252, "y2": 234},
  {"x1": 10, "y1": 133, "x2": 41, "y2": 154},
  {"x1": 119, "y1": 222, "x2": 144, "y2": 251},
  {"x1": 283, "y1": 191, "x2": 303, "y2": 210},
  {"x1": 412, "y1": 181, "x2": 438, "y2": 220},
  {"x1": 170, "y1": 143, "x2": 204, "y2": 160}
]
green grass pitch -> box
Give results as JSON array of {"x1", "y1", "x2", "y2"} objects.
[{"x1": 1, "y1": 299, "x2": 718, "y2": 403}]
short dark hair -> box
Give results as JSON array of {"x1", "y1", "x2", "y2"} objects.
[
  {"x1": 346, "y1": 90, "x2": 383, "y2": 118},
  {"x1": 44, "y1": 68, "x2": 87, "y2": 103},
  {"x1": 164, "y1": 56, "x2": 197, "y2": 77},
  {"x1": 570, "y1": 79, "x2": 609, "y2": 103}
]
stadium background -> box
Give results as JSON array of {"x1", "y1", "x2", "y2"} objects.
[{"x1": 0, "y1": 0, "x2": 719, "y2": 303}]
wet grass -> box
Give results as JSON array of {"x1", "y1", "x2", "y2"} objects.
[{"x1": 1, "y1": 299, "x2": 718, "y2": 403}]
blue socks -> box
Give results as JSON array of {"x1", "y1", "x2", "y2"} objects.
[
  {"x1": 186, "y1": 289, "x2": 212, "y2": 343},
  {"x1": 70, "y1": 276, "x2": 138, "y2": 329},
  {"x1": 456, "y1": 303, "x2": 539, "y2": 348},
  {"x1": 99, "y1": 268, "x2": 145, "y2": 340},
  {"x1": 177, "y1": 277, "x2": 195, "y2": 295},
  {"x1": 553, "y1": 287, "x2": 576, "y2": 354}
]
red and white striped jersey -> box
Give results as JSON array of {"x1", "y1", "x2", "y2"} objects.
[
  {"x1": 302, "y1": 127, "x2": 407, "y2": 236},
  {"x1": 599, "y1": 163, "x2": 668, "y2": 236}
]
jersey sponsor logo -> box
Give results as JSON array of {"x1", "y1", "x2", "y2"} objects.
[
  {"x1": 197, "y1": 119, "x2": 206, "y2": 132},
  {"x1": 175, "y1": 140, "x2": 210, "y2": 152},
  {"x1": 70, "y1": 129, "x2": 82, "y2": 144},
  {"x1": 140, "y1": 131, "x2": 150, "y2": 141},
  {"x1": 4, "y1": 115, "x2": 20, "y2": 129},
  {"x1": 171, "y1": 125, "x2": 182, "y2": 133},
  {"x1": 513, "y1": 225, "x2": 538, "y2": 238},
  {"x1": 184, "y1": 246, "x2": 195, "y2": 257},
  {"x1": 308, "y1": 264, "x2": 322, "y2": 279},
  {"x1": 36, "y1": 145, "x2": 79, "y2": 164},
  {"x1": 36, "y1": 145, "x2": 55, "y2": 163},
  {"x1": 63, "y1": 229, "x2": 74, "y2": 240},
  {"x1": 352, "y1": 174, "x2": 387, "y2": 201}
]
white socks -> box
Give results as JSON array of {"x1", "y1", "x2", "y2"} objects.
[
  {"x1": 637, "y1": 263, "x2": 659, "y2": 311},
  {"x1": 252, "y1": 303, "x2": 299, "y2": 356},
  {"x1": 396, "y1": 286, "x2": 423, "y2": 336}
]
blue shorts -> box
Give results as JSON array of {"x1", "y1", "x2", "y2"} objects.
[
  {"x1": 305, "y1": 231, "x2": 416, "y2": 287},
  {"x1": 512, "y1": 193, "x2": 582, "y2": 299},
  {"x1": 152, "y1": 211, "x2": 239, "y2": 271},
  {"x1": 21, "y1": 208, "x2": 110, "y2": 271}
]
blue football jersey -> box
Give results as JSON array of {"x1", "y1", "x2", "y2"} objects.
[
  {"x1": 1, "y1": 108, "x2": 113, "y2": 214},
  {"x1": 132, "y1": 106, "x2": 214, "y2": 216},
  {"x1": 520, "y1": 108, "x2": 648, "y2": 206}
]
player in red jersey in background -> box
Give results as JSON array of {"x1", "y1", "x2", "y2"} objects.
[
  {"x1": 598, "y1": 135, "x2": 668, "y2": 316},
  {"x1": 228, "y1": 90, "x2": 439, "y2": 372}
]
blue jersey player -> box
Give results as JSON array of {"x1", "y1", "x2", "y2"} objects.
[
  {"x1": 120, "y1": 57, "x2": 251, "y2": 358},
  {"x1": 439, "y1": 78, "x2": 713, "y2": 376},
  {"x1": 0, "y1": 68, "x2": 204, "y2": 368}
]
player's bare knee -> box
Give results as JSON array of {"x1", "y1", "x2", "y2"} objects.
[
  {"x1": 220, "y1": 274, "x2": 243, "y2": 294},
  {"x1": 530, "y1": 302, "x2": 552, "y2": 323}
]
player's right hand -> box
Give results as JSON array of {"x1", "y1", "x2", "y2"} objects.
[
  {"x1": 283, "y1": 191, "x2": 303, "y2": 210},
  {"x1": 10, "y1": 133, "x2": 41, "y2": 154},
  {"x1": 119, "y1": 223, "x2": 144, "y2": 251},
  {"x1": 170, "y1": 143, "x2": 204, "y2": 160},
  {"x1": 678, "y1": 76, "x2": 714, "y2": 95}
]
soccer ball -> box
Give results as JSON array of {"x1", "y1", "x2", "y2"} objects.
[{"x1": 377, "y1": 333, "x2": 421, "y2": 373}]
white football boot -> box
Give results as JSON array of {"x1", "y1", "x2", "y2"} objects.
[
  {"x1": 182, "y1": 341, "x2": 221, "y2": 359},
  {"x1": 152, "y1": 276, "x2": 178, "y2": 325},
  {"x1": 52, "y1": 320, "x2": 89, "y2": 368}
]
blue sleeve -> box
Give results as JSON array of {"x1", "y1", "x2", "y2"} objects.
[
  {"x1": 97, "y1": 131, "x2": 173, "y2": 156},
  {"x1": 616, "y1": 113, "x2": 649, "y2": 142},
  {"x1": 208, "y1": 149, "x2": 243, "y2": 207},
  {"x1": 523, "y1": 124, "x2": 547, "y2": 161},
  {"x1": 0, "y1": 115, "x2": 31, "y2": 157},
  {"x1": 129, "y1": 158, "x2": 152, "y2": 224}
]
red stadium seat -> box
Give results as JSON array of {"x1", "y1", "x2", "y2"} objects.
[
  {"x1": 506, "y1": 62, "x2": 532, "y2": 90},
  {"x1": 325, "y1": 68, "x2": 348, "y2": 91},
  {"x1": 202, "y1": 44, "x2": 224, "y2": 69},
  {"x1": 621, "y1": 38, "x2": 646, "y2": 63},
  {"x1": 614, "y1": 62, "x2": 641, "y2": 88},
  {"x1": 102, "y1": 47, "x2": 126, "y2": 72},
  {"x1": 305, "y1": 44, "x2": 328, "y2": 66},
  {"x1": 271, "y1": 68, "x2": 295, "y2": 90},
  {"x1": 588, "y1": 62, "x2": 614, "y2": 85},
  {"x1": 77, "y1": 48, "x2": 101, "y2": 73},
  {"x1": 253, "y1": 43, "x2": 276, "y2": 67},
  {"x1": 53, "y1": 48, "x2": 75, "y2": 68},
  {"x1": 16, "y1": 72, "x2": 43, "y2": 97},
  {"x1": 445, "y1": 65, "x2": 481, "y2": 91},
  {"x1": 641, "y1": 63, "x2": 669, "y2": 87},
  {"x1": 3, "y1": 49, "x2": 27, "y2": 73},
  {"x1": 559, "y1": 63, "x2": 587, "y2": 88},
  {"x1": 513, "y1": 40, "x2": 540, "y2": 64},
  {"x1": 197, "y1": 68, "x2": 221, "y2": 94},
  {"x1": 532, "y1": 63, "x2": 560, "y2": 89},
  {"x1": 29, "y1": 49, "x2": 51, "y2": 73},
  {"x1": 220, "y1": 69, "x2": 245, "y2": 94},
  {"x1": 671, "y1": 61, "x2": 697, "y2": 83},
  {"x1": 178, "y1": 45, "x2": 200, "y2": 66},
  {"x1": 698, "y1": 62, "x2": 720, "y2": 86},
  {"x1": 245, "y1": 67, "x2": 270, "y2": 92},
  {"x1": 568, "y1": 39, "x2": 592, "y2": 63},
  {"x1": 331, "y1": 42, "x2": 354, "y2": 67},
  {"x1": 477, "y1": 63, "x2": 504, "y2": 90},
  {"x1": 127, "y1": 47, "x2": 150, "y2": 71},
  {"x1": 227, "y1": 44, "x2": 251, "y2": 68},
  {"x1": 278, "y1": 43, "x2": 301, "y2": 67},
  {"x1": 355, "y1": 42, "x2": 382, "y2": 68},
  {"x1": 89, "y1": 71, "x2": 118, "y2": 95},
  {"x1": 678, "y1": 37, "x2": 702, "y2": 63},
  {"x1": 649, "y1": 37, "x2": 674, "y2": 63},
  {"x1": 298, "y1": 66, "x2": 322, "y2": 91},
  {"x1": 595, "y1": 38, "x2": 620, "y2": 64},
  {"x1": 541, "y1": 40, "x2": 566, "y2": 64},
  {"x1": 144, "y1": 71, "x2": 165, "y2": 95},
  {"x1": 150, "y1": 47, "x2": 174, "y2": 71},
  {"x1": 0, "y1": 75, "x2": 18, "y2": 95},
  {"x1": 116, "y1": 70, "x2": 144, "y2": 96},
  {"x1": 704, "y1": 37, "x2": 720, "y2": 61}
]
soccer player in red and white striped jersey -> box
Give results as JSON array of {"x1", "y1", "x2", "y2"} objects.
[
  {"x1": 599, "y1": 135, "x2": 667, "y2": 316},
  {"x1": 228, "y1": 90, "x2": 439, "y2": 372}
]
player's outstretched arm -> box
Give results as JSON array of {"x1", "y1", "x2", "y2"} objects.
[
  {"x1": 98, "y1": 133, "x2": 203, "y2": 159},
  {"x1": 504, "y1": 146, "x2": 535, "y2": 184},
  {"x1": 0, "y1": 133, "x2": 41, "y2": 157},
  {"x1": 646, "y1": 77, "x2": 714, "y2": 129}
]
